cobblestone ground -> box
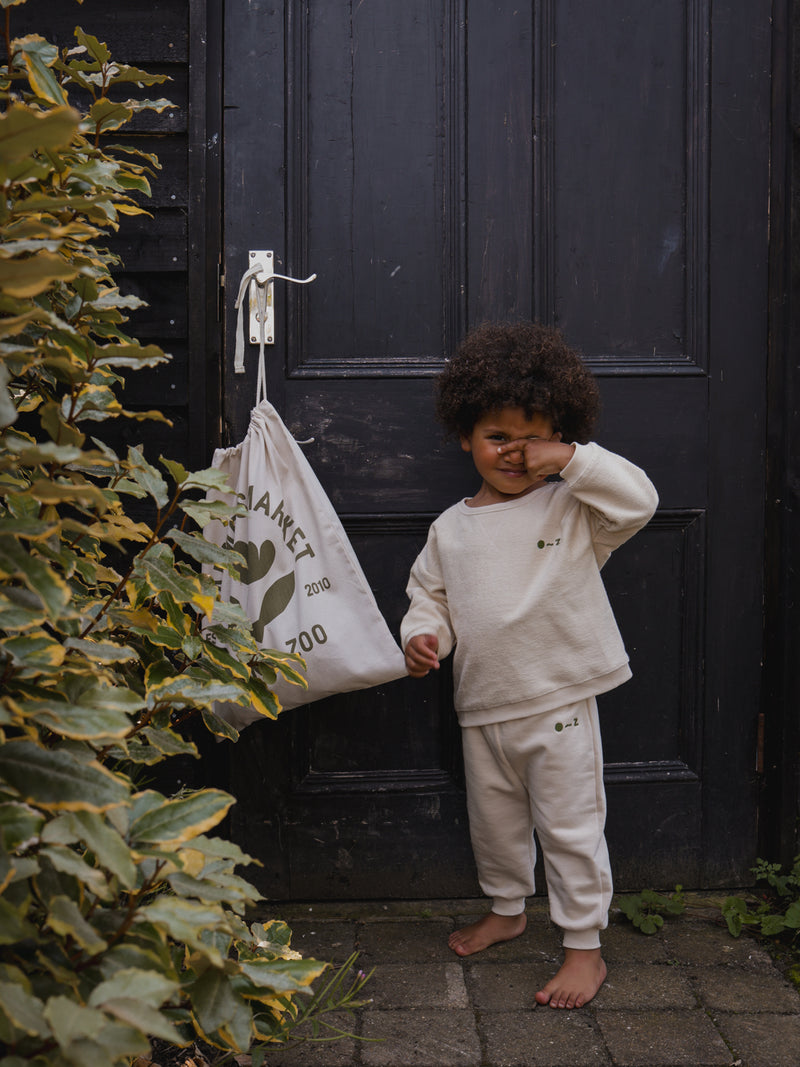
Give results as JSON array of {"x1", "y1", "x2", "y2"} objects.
[{"x1": 147, "y1": 897, "x2": 800, "y2": 1067}]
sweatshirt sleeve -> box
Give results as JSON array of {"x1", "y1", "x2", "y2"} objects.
[
  {"x1": 399, "y1": 524, "x2": 456, "y2": 659},
  {"x1": 560, "y1": 442, "x2": 659, "y2": 565}
]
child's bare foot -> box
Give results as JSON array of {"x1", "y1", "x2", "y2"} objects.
[
  {"x1": 448, "y1": 911, "x2": 527, "y2": 957},
  {"x1": 535, "y1": 947, "x2": 607, "y2": 1009}
]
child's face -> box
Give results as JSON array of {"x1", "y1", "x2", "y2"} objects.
[{"x1": 460, "y1": 407, "x2": 559, "y2": 505}]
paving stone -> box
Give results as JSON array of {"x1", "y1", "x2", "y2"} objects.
[
  {"x1": 269, "y1": 901, "x2": 403, "y2": 922},
  {"x1": 713, "y1": 1011, "x2": 800, "y2": 1067},
  {"x1": 283, "y1": 920, "x2": 357, "y2": 966},
  {"x1": 355, "y1": 918, "x2": 455, "y2": 963},
  {"x1": 364, "y1": 961, "x2": 469, "y2": 1009},
  {"x1": 691, "y1": 965, "x2": 800, "y2": 1012},
  {"x1": 661, "y1": 922, "x2": 774, "y2": 968},
  {"x1": 602, "y1": 921, "x2": 671, "y2": 964},
  {"x1": 480, "y1": 1009, "x2": 610, "y2": 1066},
  {"x1": 592, "y1": 963, "x2": 696, "y2": 1010},
  {"x1": 360, "y1": 1008, "x2": 482, "y2": 1066},
  {"x1": 595, "y1": 1009, "x2": 732, "y2": 1065},
  {"x1": 467, "y1": 961, "x2": 554, "y2": 1010}
]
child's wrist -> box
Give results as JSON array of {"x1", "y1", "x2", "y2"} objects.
[{"x1": 554, "y1": 442, "x2": 576, "y2": 471}]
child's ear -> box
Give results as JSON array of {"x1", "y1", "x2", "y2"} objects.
[
  {"x1": 551, "y1": 431, "x2": 563, "y2": 443},
  {"x1": 460, "y1": 435, "x2": 472, "y2": 453}
]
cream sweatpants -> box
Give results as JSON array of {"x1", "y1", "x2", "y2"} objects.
[{"x1": 461, "y1": 697, "x2": 612, "y2": 951}]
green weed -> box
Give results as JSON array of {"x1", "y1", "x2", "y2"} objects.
[
  {"x1": 723, "y1": 856, "x2": 800, "y2": 943},
  {"x1": 617, "y1": 885, "x2": 686, "y2": 934}
]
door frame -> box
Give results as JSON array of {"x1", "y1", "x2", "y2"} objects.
[{"x1": 763, "y1": 0, "x2": 800, "y2": 863}]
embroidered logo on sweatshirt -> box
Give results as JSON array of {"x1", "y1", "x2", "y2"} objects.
[
  {"x1": 554, "y1": 717, "x2": 580, "y2": 732},
  {"x1": 537, "y1": 538, "x2": 561, "y2": 550}
]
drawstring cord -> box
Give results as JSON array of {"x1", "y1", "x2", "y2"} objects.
[
  {"x1": 233, "y1": 264, "x2": 317, "y2": 407},
  {"x1": 234, "y1": 265, "x2": 269, "y2": 405}
]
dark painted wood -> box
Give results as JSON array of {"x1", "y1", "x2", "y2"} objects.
[
  {"x1": 26, "y1": 0, "x2": 189, "y2": 62},
  {"x1": 187, "y1": 0, "x2": 223, "y2": 463},
  {"x1": 551, "y1": 2, "x2": 707, "y2": 369},
  {"x1": 113, "y1": 211, "x2": 188, "y2": 272},
  {"x1": 702, "y1": 0, "x2": 772, "y2": 883},
  {"x1": 16, "y1": 0, "x2": 218, "y2": 470},
  {"x1": 219, "y1": 0, "x2": 774, "y2": 897},
  {"x1": 763, "y1": 0, "x2": 800, "y2": 864},
  {"x1": 468, "y1": 7, "x2": 531, "y2": 323}
]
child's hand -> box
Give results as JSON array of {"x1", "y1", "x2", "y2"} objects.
[
  {"x1": 496, "y1": 438, "x2": 575, "y2": 481},
  {"x1": 405, "y1": 634, "x2": 440, "y2": 677}
]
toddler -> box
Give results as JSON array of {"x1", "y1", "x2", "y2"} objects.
[{"x1": 401, "y1": 322, "x2": 658, "y2": 1008}]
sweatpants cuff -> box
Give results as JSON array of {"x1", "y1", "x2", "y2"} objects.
[
  {"x1": 562, "y1": 928, "x2": 602, "y2": 951},
  {"x1": 491, "y1": 899, "x2": 526, "y2": 917}
]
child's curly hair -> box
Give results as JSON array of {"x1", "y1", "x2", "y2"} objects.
[{"x1": 435, "y1": 321, "x2": 600, "y2": 444}]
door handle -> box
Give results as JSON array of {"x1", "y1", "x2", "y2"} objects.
[{"x1": 245, "y1": 250, "x2": 317, "y2": 345}]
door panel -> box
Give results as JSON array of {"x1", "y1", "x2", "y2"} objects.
[
  {"x1": 297, "y1": 4, "x2": 451, "y2": 367},
  {"x1": 550, "y1": 1, "x2": 706, "y2": 365},
  {"x1": 222, "y1": 0, "x2": 769, "y2": 896}
]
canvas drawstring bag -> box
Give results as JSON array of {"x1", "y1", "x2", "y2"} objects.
[{"x1": 203, "y1": 269, "x2": 406, "y2": 729}]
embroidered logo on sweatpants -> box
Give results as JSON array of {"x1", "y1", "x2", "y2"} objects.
[{"x1": 554, "y1": 717, "x2": 580, "y2": 732}]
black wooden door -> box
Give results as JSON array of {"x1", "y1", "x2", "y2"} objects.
[{"x1": 220, "y1": 0, "x2": 771, "y2": 897}]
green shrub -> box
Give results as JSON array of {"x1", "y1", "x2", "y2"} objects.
[{"x1": 0, "y1": 8, "x2": 369, "y2": 1064}]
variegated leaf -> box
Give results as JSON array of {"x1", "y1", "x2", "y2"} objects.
[
  {"x1": 0, "y1": 741, "x2": 129, "y2": 812},
  {"x1": 46, "y1": 895, "x2": 107, "y2": 954},
  {"x1": 130, "y1": 789, "x2": 234, "y2": 849}
]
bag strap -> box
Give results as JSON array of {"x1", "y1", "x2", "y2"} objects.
[
  {"x1": 234, "y1": 266, "x2": 269, "y2": 405},
  {"x1": 233, "y1": 264, "x2": 317, "y2": 407}
]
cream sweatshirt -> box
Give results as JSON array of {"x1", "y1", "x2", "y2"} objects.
[{"x1": 400, "y1": 442, "x2": 659, "y2": 726}]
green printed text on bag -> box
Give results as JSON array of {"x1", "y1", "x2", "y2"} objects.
[{"x1": 204, "y1": 401, "x2": 406, "y2": 727}]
